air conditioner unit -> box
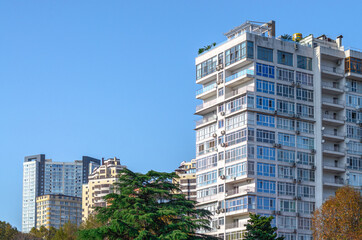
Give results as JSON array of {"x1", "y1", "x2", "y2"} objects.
[
  {"x1": 277, "y1": 211, "x2": 281, "y2": 215},
  {"x1": 220, "y1": 208, "x2": 225, "y2": 213},
  {"x1": 297, "y1": 179, "x2": 302, "y2": 184},
  {"x1": 294, "y1": 44, "x2": 299, "y2": 50},
  {"x1": 311, "y1": 165, "x2": 316, "y2": 170},
  {"x1": 220, "y1": 111, "x2": 225, "y2": 116},
  {"x1": 277, "y1": 144, "x2": 282, "y2": 148},
  {"x1": 220, "y1": 175, "x2": 226, "y2": 180},
  {"x1": 291, "y1": 82, "x2": 296, "y2": 86},
  {"x1": 293, "y1": 179, "x2": 297, "y2": 184},
  {"x1": 297, "y1": 196, "x2": 302, "y2": 200},
  {"x1": 296, "y1": 83, "x2": 301, "y2": 88},
  {"x1": 221, "y1": 130, "x2": 226, "y2": 135},
  {"x1": 311, "y1": 149, "x2": 316, "y2": 154},
  {"x1": 215, "y1": 209, "x2": 220, "y2": 214},
  {"x1": 295, "y1": 130, "x2": 300, "y2": 135},
  {"x1": 293, "y1": 196, "x2": 297, "y2": 200},
  {"x1": 216, "y1": 66, "x2": 220, "y2": 71},
  {"x1": 294, "y1": 229, "x2": 297, "y2": 234},
  {"x1": 271, "y1": 210, "x2": 276, "y2": 215},
  {"x1": 272, "y1": 143, "x2": 278, "y2": 148},
  {"x1": 274, "y1": 110, "x2": 278, "y2": 115},
  {"x1": 216, "y1": 225, "x2": 220, "y2": 229},
  {"x1": 221, "y1": 143, "x2": 226, "y2": 147},
  {"x1": 292, "y1": 163, "x2": 296, "y2": 167},
  {"x1": 218, "y1": 64, "x2": 223, "y2": 70},
  {"x1": 337, "y1": 59, "x2": 342, "y2": 66},
  {"x1": 213, "y1": 133, "x2": 217, "y2": 138}
]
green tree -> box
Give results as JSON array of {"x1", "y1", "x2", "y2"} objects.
[
  {"x1": 52, "y1": 222, "x2": 78, "y2": 240},
  {"x1": 78, "y1": 168, "x2": 218, "y2": 240},
  {"x1": 243, "y1": 213, "x2": 284, "y2": 240},
  {"x1": 29, "y1": 226, "x2": 56, "y2": 240},
  {"x1": 0, "y1": 220, "x2": 19, "y2": 240}
]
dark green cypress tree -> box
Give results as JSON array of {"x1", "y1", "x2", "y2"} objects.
[
  {"x1": 243, "y1": 213, "x2": 284, "y2": 240},
  {"x1": 78, "y1": 168, "x2": 219, "y2": 240}
]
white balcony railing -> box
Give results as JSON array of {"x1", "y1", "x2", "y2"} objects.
[
  {"x1": 195, "y1": 115, "x2": 217, "y2": 127},
  {"x1": 196, "y1": 99, "x2": 218, "y2": 111},
  {"x1": 321, "y1": 65, "x2": 344, "y2": 75},
  {"x1": 225, "y1": 86, "x2": 254, "y2": 99}
]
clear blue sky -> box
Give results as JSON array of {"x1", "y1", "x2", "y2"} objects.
[{"x1": 0, "y1": 0, "x2": 361, "y2": 230}]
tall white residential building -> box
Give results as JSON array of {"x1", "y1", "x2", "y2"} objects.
[
  {"x1": 194, "y1": 20, "x2": 362, "y2": 240},
  {"x1": 22, "y1": 154, "x2": 100, "y2": 233}
]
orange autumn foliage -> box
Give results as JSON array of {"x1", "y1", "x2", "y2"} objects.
[{"x1": 312, "y1": 186, "x2": 362, "y2": 240}]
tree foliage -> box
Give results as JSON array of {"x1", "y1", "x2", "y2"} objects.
[
  {"x1": 52, "y1": 222, "x2": 78, "y2": 240},
  {"x1": 78, "y1": 168, "x2": 218, "y2": 240},
  {"x1": 29, "y1": 226, "x2": 57, "y2": 240},
  {"x1": 242, "y1": 213, "x2": 284, "y2": 240},
  {"x1": 312, "y1": 186, "x2": 362, "y2": 239},
  {"x1": 0, "y1": 220, "x2": 19, "y2": 240},
  {"x1": 198, "y1": 43, "x2": 216, "y2": 55}
]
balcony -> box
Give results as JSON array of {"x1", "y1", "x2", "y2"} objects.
[
  {"x1": 323, "y1": 164, "x2": 346, "y2": 173},
  {"x1": 322, "y1": 146, "x2": 345, "y2": 157},
  {"x1": 345, "y1": 56, "x2": 362, "y2": 80},
  {"x1": 323, "y1": 178, "x2": 345, "y2": 188},
  {"x1": 322, "y1": 130, "x2": 345, "y2": 142},
  {"x1": 225, "y1": 69, "x2": 254, "y2": 87},
  {"x1": 196, "y1": 83, "x2": 217, "y2": 100},
  {"x1": 196, "y1": 194, "x2": 219, "y2": 204},
  {"x1": 322, "y1": 114, "x2": 344, "y2": 126},
  {"x1": 322, "y1": 98, "x2": 345, "y2": 110},
  {"x1": 321, "y1": 81, "x2": 344, "y2": 94},
  {"x1": 195, "y1": 99, "x2": 218, "y2": 115},
  {"x1": 225, "y1": 187, "x2": 255, "y2": 198},
  {"x1": 225, "y1": 205, "x2": 255, "y2": 217},
  {"x1": 321, "y1": 65, "x2": 344, "y2": 79},
  {"x1": 225, "y1": 86, "x2": 254, "y2": 100},
  {"x1": 225, "y1": 221, "x2": 247, "y2": 230},
  {"x1": 195, "y1": 115, "x2": 217, "y2": 128}
]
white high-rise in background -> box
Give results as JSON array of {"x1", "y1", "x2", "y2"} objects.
[
  {"x1": 22, "y1": 154, "x2": 100, "y2": 233},
  {"x1": 194, "y1": 20, "x2": 361, "y2": 240}
]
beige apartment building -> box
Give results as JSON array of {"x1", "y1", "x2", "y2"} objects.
[
  {"x1": 36, "y1": 194, "x2": 82, "y2": 229},
  {"x1": 82, "y1": 157, "x2": 126, "y2": 221},
  {"x1": 174, "y1": 159, "x2": 197, "y2": 201}
]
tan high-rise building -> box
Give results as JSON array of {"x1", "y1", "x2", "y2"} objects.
[
  {"x1": 36, "y1": 194, "x2": 82, "y2": 229},
  {"x1": 174, "y1": 159, "x2": 197, "y2": 201},
  {"x1": 82, "y1": 157, "x2": 126, "y2": 221}
]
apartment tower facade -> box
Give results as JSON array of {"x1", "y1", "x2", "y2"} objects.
[
  {"x1": 194, "y1": 21, "x2": 361, "y2": 240},
  {"x1": 174, "y1": 160, "x2": 197, "y2": 201},
  {"x1": 22, "y1": 154, "x2": 100, "y2": 232}
]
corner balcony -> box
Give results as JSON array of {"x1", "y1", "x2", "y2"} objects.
[
  {"x1": 195, "y1": 115, "x2": 217, "y2": 129},
  {"x1": 195, "y1": 99, "x2": 218, "y2": 115},
  {"x1": 323, "y1": 164, "x2": 346, "y2": 173},
  {"x1": 321, "y1": 98, "x2": 345, "y2": 110},
  {"x1": 225, "y1": 69, "x2": 254, "y2": 87},
  {"x1": 322, "y1": 114, "x2": 344, "y2": 126},
  {"x1": 196, "y1": 83, "x2": 217, "y2": 100},
  {"x1": 321, "y1": 65, "x2": 344, "y2": 79},
  {"x1": 322, "y1": 146, "x2": 345, "y2": 157},
  {"x1": 323, "y1": 178, "x2": 345, "y2": 188},
  {"x1": 321, "y1": 81, "x2": 344, "y2": 95},
  {"x1": 322, "y1": 130, "x2": 345, "y2": 142},
  {"x1": 196, "y1": 194, "x2": 219, "y2": 204},
  {"x1": 225, "y1": 205, "x2": 256, "y2": 217},
  {"x1": 225, "y1": 86, "x2": 254, "y2": 100},
  {"x1": 225, "y1": 187, "x2": 255, "y2": 198}
]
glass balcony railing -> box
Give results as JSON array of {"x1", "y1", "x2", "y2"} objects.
[
  {"x1": 195, "y1": 115, "x2": 217, "y2": 127},
  {"x1": 196, "y1": 83, "x2": 217, "y2": 96},
  {"x1": 225, "y1": 69, "x2": 254, "y2": 83}
]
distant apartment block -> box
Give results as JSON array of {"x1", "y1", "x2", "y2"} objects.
[
  {"x1": 36, "y1": 194, "x2": 82, "y2": 229},
  {"x1": 194, "y1": 20, "x2": 362, "y2": 240},
  {"x1": 82, "y1": 157, "x2": 126, "y2": 221},
  {"x1": 22, "y1": 154, "x2": 100, "y2": 233},
  {"x1": 174, "y1": 160, "x2": 197, "y2": 201}
]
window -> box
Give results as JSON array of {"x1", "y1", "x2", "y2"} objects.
[
  {"x1": 279, "y1": 216, "x2": 296, "y2": 229},
  {"x1": 346, "y1": 109, "x2": 362, "y2": 123},
  {"x1": 197, "y1": 170, "x2": 217, "y2": 187},
  {"x1": 347, "y1": 125, "x2": 362, "y2": 139},
  {"x1": 346, "y1": 141, "x2": 362, "y2": 155},
  {"x1": 277, "y1": 117, "x2": 295, "y2": 131},
  {"x1": 225, "y1": 162, "x2": 248, "y2": 179},
  {"x1": 278, "y1": 182, "x2": 295, "y2": 196},
  {"x1": 297, "y1": 55, "x2": 312, "y2": 70},
  {"x1": 197, "y1": 186, "x2": 217, "y2": 199},
  {"x1": 196, "y1": 124, "x2": 216, "y2": 142},
  {"x1": 346, "y1": 79, "x2": 362, "y2": 93},
  {"x1": 298, "y1": 201, "x2": 315, "y2": 214},
  {"x1": 218, "y1": 120, "x2": 224, "y2": 128},
  {"x1": 257, "y1": 146, "x2": 275, "y2": 161},
  {"x1": 256, "y1": 79, "x2": 275, "y2": 94},
  {"x1": 225, "y1": 41, "x2": 254, "y2": 66},
  {"x1": 226, "y1": 196, "x2": 255, "y2": 212},
  {"x1": 277, "y1": 83, "x2": 294, "y2": 98},
  {"x1": 278, "y1": 149, "x2": 295, "y2": 163},
  {"x1": 222, "y1": 128, "x2": 254, "y2": 147},
  {"x1": 218, "y1": 88, "x2": 224, "y2": 97},
  {"x1": 256, "y1": 129, "x2": 275, "y2": 143},
  {"x1": 277, "y1": 67, "x2": 294, "y2": 82},
  {"x1": 297, "y1": 185, "x2": 315, "y2": 198},
  {"x1": 256, "y1": 96, "x2": 275, "y2": 111},
  {"x1": 226, "y1": 112, "x2": 253, "y2": 130},
  {"x1": 346, "y1": 94, "x2": 362, "y2": 108},
  {"x1": 296, "y1": 88, "x2": 313, "y2": 102},
  {"x1": 257, "y1": 163, "x2": 276, "y2": 177},
  {"x1": 345, "y1": 57, "x2": 362, "y2": 74},
  {"x1": 296, "y1": 121, "x2": 314, "y2": 134},
  {"x1": 257, "y1": 180, "x2": 276, "y2": 194},
  {"x1": 348, "y1": 173, "x2": 362, "y2": 186},
  {"x1": 256, "y1": 113, "x2": 275, "y2": 127},
  {"x1": 296, "y1": 103, "x2": 314, "y2": 118},
  {"x1": 278, "y1": 133, "x2": 295, "y2": 147},
  {"x1": 257, "y1": 46, "x2": 273, "y2": 62},
  {"x1": 296, "y1": 72, "x2": 313, "y2": 86},
  {"x1": 196, "y1": 154, "x2": 217, "y2": 172},
  {"x1": 225, "y1": 145, "x2": 252, "y2": 163},
  {"x1": 297, "y1": 169, "x2": 315, "y2": 182},
  {"x1": 257, "y1": 196, "x2": 276, "y2": 210},
  {"x1": 347, "y1": 156, "x2": 362, "y2": 171},
  {"x1": 297, "y1": 136, "x2": 314, "y2": 150},
  {"x1": 280, "y1": 199, "x2": 296, "y2": 212},
  {"x1": 226, "y1": 95, "x2": 254, "y2": 114},
  {"x1": 196, "y1": 56, "x2": 218, "y2": 80},
  {"x1": 278, "y1": 51, "x2": 293, "y2": 66},
  {"x1": 280, "y1": 233, "x2": 296, "y2": 240},
  {"x1": 256, "y1": 63, "x2": 275, "y2": 78},
  {"x1": 278, "y1": 166, "x2": 294, "y2": 179},
  {"x1": 277, "y1": 100, "x2": 295, "y2": 115},
  {"x1": 298, "y1": 234, "x2": 313, "y2": 240},
  {"x1": 296, "y1": 152, "x2": 315, "y2": 166},
  {"x1": 196, "y1": 139, "x2": 216, "y2": 156},
  {"x1": 298, "y1": 217, "x2": 311, "y2": 230}
]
